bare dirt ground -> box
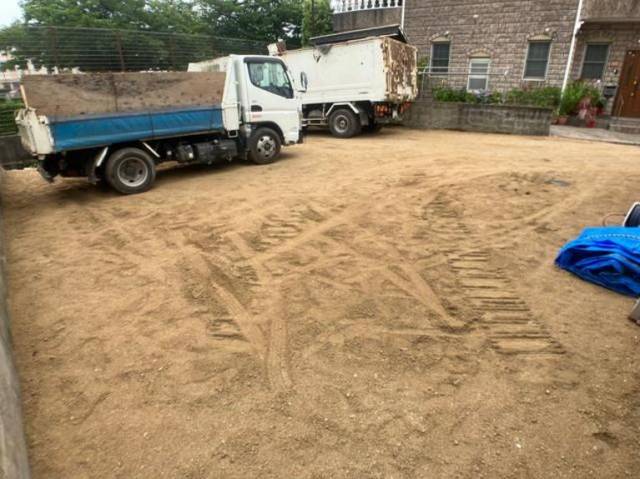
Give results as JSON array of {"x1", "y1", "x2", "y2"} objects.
[{"x1": 3, "y1": 128, "x2": 640, "y2": 478}]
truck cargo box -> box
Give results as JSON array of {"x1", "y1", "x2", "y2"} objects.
[
  {"x1": 279, "y1": 36, "x2": 417, "y2": 105},
  {"x1": 17, "y1": 71, "x2": 235, "y2": 154}
]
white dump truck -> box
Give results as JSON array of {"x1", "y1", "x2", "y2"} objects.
[
  {"x1": 274, "y1": 35, "x2": 418, "y2": 138},
  {"x1": 16, "y1": 55, "x2": 302, "y2": 194}
]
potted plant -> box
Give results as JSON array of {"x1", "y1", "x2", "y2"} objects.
[{"x1": 557, "y1": 81, "x2": 586, "y2": 126}]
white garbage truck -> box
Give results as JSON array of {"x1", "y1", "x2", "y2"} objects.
[
  {"x1": 16, "y1": 54, "x2": 303, "y2": 194},
  {"x1": 273, "y1": 35, "x2": 418, "y2": 138}
]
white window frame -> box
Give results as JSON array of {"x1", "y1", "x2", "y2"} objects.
[
  {"x1": 467, "y1": 58, "x2": 491, "y2": 91},
  {"x1": 580, "y1": 42, "x2": 610, "y2": 80},
  {"x1": 523, "y1": 40, "x2": 552, "y2": 81},
  {"x1": 430, "y1": 41, "x2": 451, "y2": 75}
]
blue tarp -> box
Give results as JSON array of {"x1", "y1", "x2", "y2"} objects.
[
  {"x1": 50, "y1": 106, "x2": 224, "y2": 152},
  {"x1": 555, "y1": 227, "x2": 640, "y2": 297}
]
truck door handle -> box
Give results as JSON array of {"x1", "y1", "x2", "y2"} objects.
[{"x1": 251, "y1": 105, "x2": 263, "y2": 112}]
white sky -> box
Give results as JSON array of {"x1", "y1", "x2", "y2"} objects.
[{"x1": 0, "y1": 0, "x2": 22, "y2": 27}]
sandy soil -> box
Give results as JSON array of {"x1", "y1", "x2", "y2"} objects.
[{"x1": 3, "y1": 128, "x2": 640, "y2": 478}]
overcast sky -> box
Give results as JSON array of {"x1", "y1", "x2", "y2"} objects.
[{"x1": 1, "y1": 0, "x2": 22, "y2": 27}]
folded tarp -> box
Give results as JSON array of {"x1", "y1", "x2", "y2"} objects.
[{"x1": 555, "y1": 227, "x2": 640, "y2": 297}]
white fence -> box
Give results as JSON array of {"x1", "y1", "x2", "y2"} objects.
[{"x1": 331, "y1": 0, "x2": 403, "y2": 13}]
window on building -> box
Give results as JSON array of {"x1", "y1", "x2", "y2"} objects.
[
  {"x1": 431, "y1": 42, "x2": 450, "y2": 74},
  {"x1": 524, "y1": 41, "x2": 551, "y2": 79},
  {"x1": 468, "y1": 58, "x2": 490, "y2": 91},
  {"x1": 581, "y1": 44, "x2": 609, "y2": 80}
]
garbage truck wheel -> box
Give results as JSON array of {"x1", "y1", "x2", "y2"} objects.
[
  {"x1": 328, "y1": 108, "x2": 361, "y2": 138},
  {"x1": 105, "y1": 147, "x2": 156, "y2": 195}
]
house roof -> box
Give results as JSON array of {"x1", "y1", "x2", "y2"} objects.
[{"x1": 309, "y1": 24, "x2": 407, "y2": 46}]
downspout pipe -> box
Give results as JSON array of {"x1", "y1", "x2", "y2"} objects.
[
  {"x1": 401, "y1": 0, "x2": 406, "y2": 32},
  {"x1": 562, "y1": 0, "x2": 585, "y2": 93}
]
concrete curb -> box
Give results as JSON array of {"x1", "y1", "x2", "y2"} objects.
[{"x1": 0, "y1": 170, "x2": 31, "y2": 479}]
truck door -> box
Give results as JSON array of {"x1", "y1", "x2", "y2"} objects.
[{"x1": 243, "y1": 58, "x2": 300, "y2": 144}]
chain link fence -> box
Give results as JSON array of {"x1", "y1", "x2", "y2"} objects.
[{"x1": 0, "y1": 26, "x2": 268, "y2": 136}]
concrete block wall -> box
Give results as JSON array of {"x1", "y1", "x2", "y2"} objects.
[
  {"x1": 332, "y1": 8, "x2": 402, "y2": 32},
  {"x1": 0, "y1": 170, "x2": 31, "y2": 479},
  {"x1": 405, "y1": 98, "x2": 552, "y2": 136},
  {"x1": 0, "y1": 137, "x2": 32, "y2": 170}
]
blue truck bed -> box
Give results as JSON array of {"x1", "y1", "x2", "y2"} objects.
[{"x1": 49, "y1": 105, "x2": 225, "y2": 152}]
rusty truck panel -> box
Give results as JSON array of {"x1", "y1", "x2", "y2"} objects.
[{"x1": 381, "y1": 37, "x2": 418, "y2": 103}]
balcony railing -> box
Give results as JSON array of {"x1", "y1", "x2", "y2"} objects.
[{"x1": 332, "y1": 0, "x2": 403, "y2": 13}]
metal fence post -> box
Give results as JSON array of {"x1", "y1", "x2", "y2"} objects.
[
  {"x1": 48, "y1": 26, "x2": 60, "y2": 72},
  {"x1": 169, "y1": 34, "x2": 177, "y2": 71},
  {"x1": 115, "y1": 31, "x2": 126, "y2": 71}
]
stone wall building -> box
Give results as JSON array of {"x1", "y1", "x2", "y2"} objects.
[{"x1": 331, "y1": 1, "x2": 640, "y2": 120}]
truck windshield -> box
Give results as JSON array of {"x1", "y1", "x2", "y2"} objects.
[{"x1": 247, "y1": 61, "x2": 293, "y2": 99}]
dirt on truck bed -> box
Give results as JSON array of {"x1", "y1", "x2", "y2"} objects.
[{"x1": 3, "y1": 129, "x2": 640, "y2": 478}]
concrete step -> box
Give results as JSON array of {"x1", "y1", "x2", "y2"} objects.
[{"x1": 610, "y1": 117, "x2": 640, "y2": 135}]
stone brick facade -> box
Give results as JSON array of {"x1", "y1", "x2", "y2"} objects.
[
  {"x1": 571, "y1": 22, "x2": 640, "y2": 105},
  {"x1": 404, "y1": 0, "x2": 580, "y2": 92},
  {"x1": 333, "y1": 1, "x2": 640, "y2": 108}
]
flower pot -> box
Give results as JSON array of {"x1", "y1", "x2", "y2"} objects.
[{"x1": 557, "y1": 115, "x2": 569, "y2": 126}]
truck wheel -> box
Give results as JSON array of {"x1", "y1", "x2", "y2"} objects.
[
  {"x1": 328, "y1": 108, "x2": 361, "y2": 138},
  {"x1": 249, "y1": 127, "x2": 281, "y2": 165},
  {"x1": 105, "y1": 147, "x2": 156, "y2": 195}
]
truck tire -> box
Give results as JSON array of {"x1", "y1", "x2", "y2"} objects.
[
  {"x1": 105, "y1": 147, "x2": 156, "y2": 195},
  {"x1": 249, "y1": 127, "x2": 281, "y2": 165},
  {"x1": 328, "y1": 108, "x2": 361, "y2": 138}
]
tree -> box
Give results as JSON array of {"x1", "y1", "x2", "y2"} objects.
[
  {"x1": 0, "y1": 1, "x2": 304, "y2": 72},
  {"x1": 301, "y1": 0, "x2": 332, "y2": 46},
  {"x1": 196, "y1": 0, "x2": 304, "y2": 44},
  {"x1": 19, "y1": 0, "x2": 201, "y2": 33}
]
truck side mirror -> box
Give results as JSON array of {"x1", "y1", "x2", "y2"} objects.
[{"x1": 300, "y1": 72, "x2": 308, "y2": 92}]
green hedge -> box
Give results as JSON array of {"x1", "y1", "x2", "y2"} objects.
[
  {"x1": 431, "y1": 82, "x2": 602, "y2": 113},
  {"x1": 0, "y1": 100, "x2": 24, "y2": 136},
  {"x1": 433, "y1": 85, "x2": 561, "y2": 109}
]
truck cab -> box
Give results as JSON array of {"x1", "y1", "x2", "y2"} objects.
[{"x1": 17, "y1": 55, "x2": 302, "y2": 194}]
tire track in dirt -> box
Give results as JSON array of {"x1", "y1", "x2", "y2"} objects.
[
  {"x1": 227, "y1": 232, "x2": 293, "y2": 393},
  {"x1": 183, "y1": 250, "x2": 268, "y2": 360},
  {"x1": 319, "y1": 235, "x2": 467, "y2": 332},
  {"x1": 422, "y1": 194, "x2": 565, "y2": 356}
]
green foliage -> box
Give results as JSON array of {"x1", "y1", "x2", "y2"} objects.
[
  {"x1": 433, "y1": 85, "x2": 562, "y2": 110},
  {"x1": 0, "y1": 24, "x2": 264, "y2": 73},
  {"x1": 1, "y1": 1, "x2": 296, "y2": 73},
  {"x1": 417, "y1": 56, "x2": 429, "y2": 71},
  {"x1": 432, "y1": 87, "x2": 501, "y2": 104},
  {"x1": 198, "y1": 0, "x2": 303, "y2": 44},
  {"x1": 558, "y1": 81, "x2": 604, "y2": 116},
  {"x1": 0, "y1": 100, "x2": 24, "y2": 136},
  {"x1": 433, "y1": 87, "x2": 475, "y2": 103},
  {"x1": 302, "y1": 0, "x2": 333, "y2": 46},
  {"x1": 504, "y1": 86, "x2": 561, "y2": 109},
  {"x1": 14, "y1": 1, "x2": 304, "y2": 43},
  {"x1": 21, "y1": 0, "x2": 201, "y2": 32}
]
